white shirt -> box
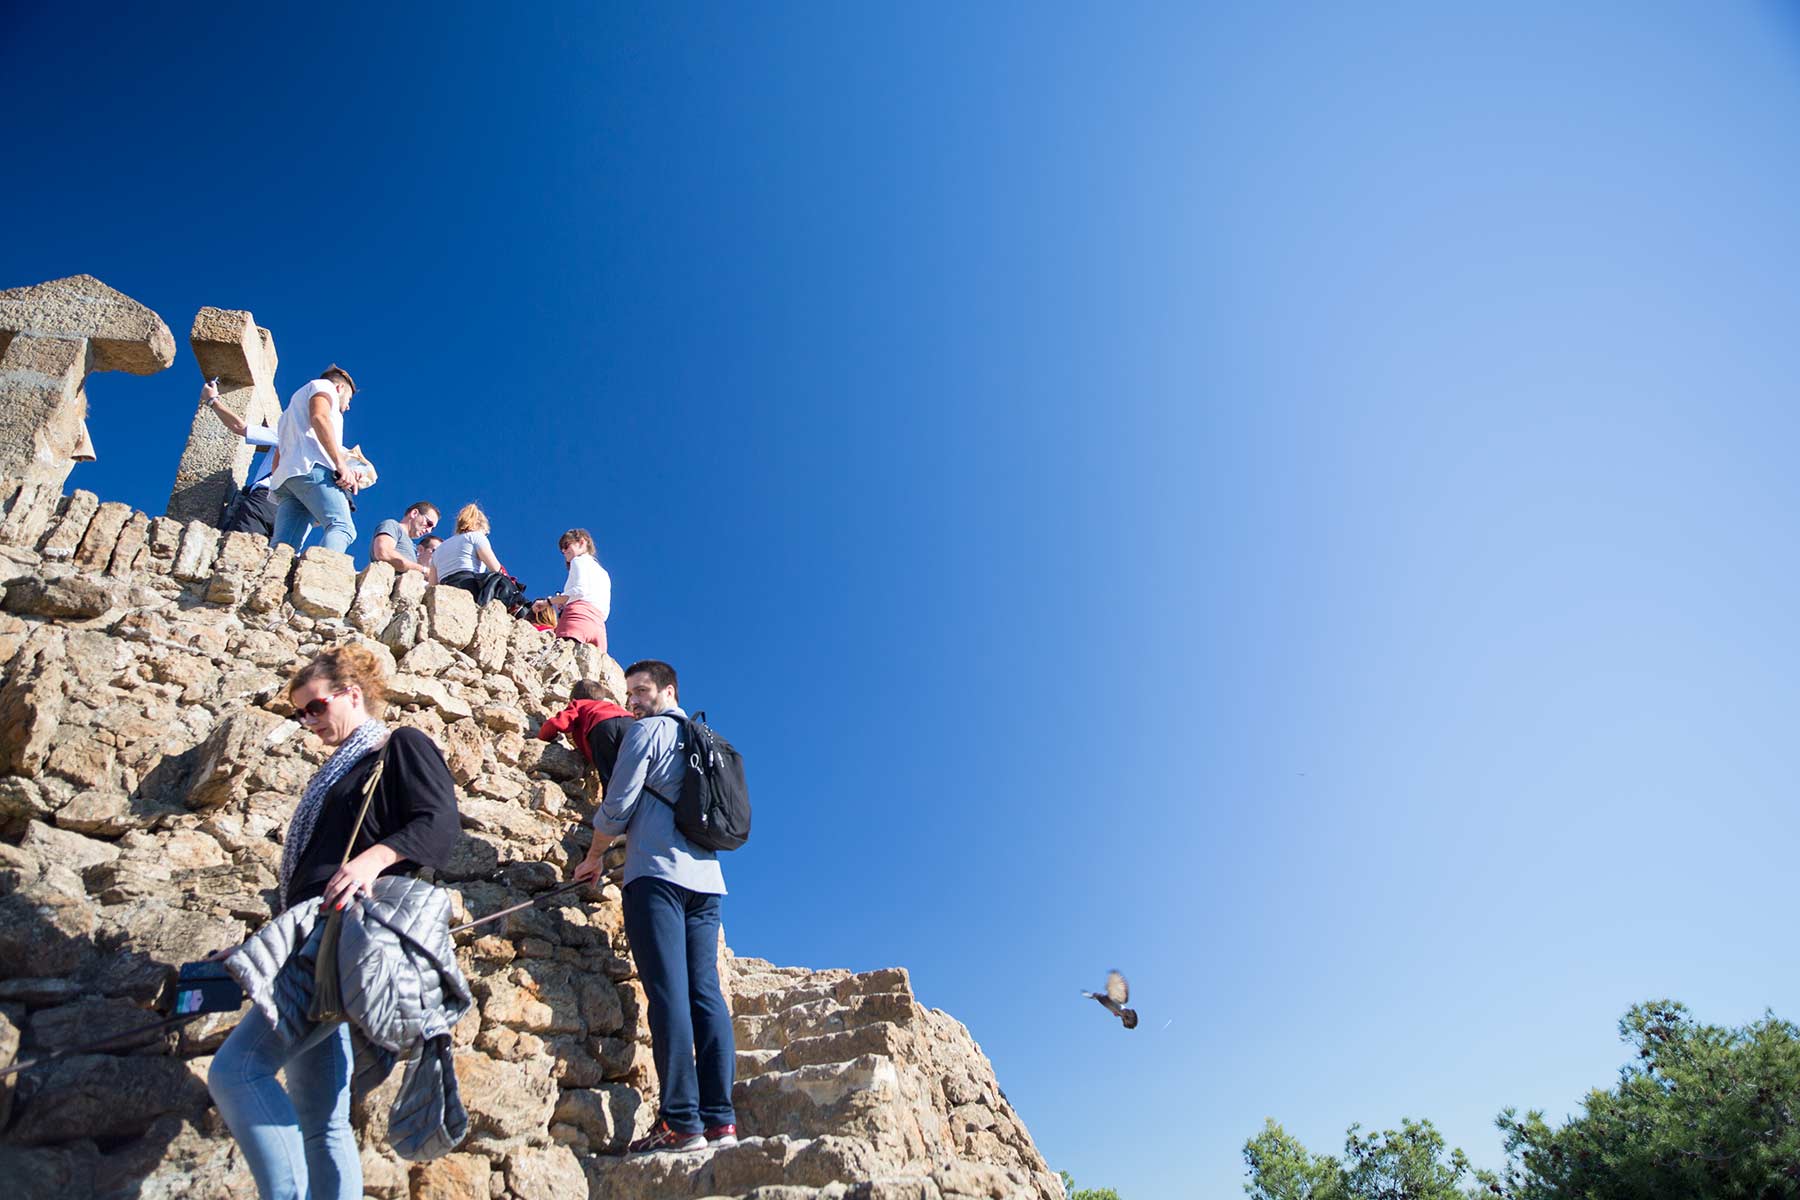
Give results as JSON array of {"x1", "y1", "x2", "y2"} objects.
[
  {"x1": 433, "y1": 530, "x2": 492, "y2": 577},
  {"x1": 246, "y1": 424, "x2": 278, "y2": 489},
  {"x1": 267, "y1": 379, "x2": 342, "y2": 490},
  {"x1": 561, "y1": 553, "x2": 611, "y2": 619}
]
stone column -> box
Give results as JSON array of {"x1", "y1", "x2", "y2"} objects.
[
  {"x1": 166, "y1": 307, "x2": 280, "y2": 525},
  {"x1": 0, "y1": 274, "x2": 175, "y2": 490}
]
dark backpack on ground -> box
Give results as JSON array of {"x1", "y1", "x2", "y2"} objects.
[{"x1": 647, "y1": 711, "x2": 751, "y2": 852}]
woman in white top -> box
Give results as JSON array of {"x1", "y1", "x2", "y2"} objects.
[
  {"x1": 428, "y1": 503, "x2": 506, "y2": 590},
  {"x1": 550, "y1": 527, "x2": 611, "y2": 652}
]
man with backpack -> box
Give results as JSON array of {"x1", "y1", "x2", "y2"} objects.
[{"x1": 572, "y1": 659, "x2": 739, "y2": 1153}]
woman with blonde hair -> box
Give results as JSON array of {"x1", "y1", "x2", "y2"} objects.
[
  {"x1": 206, "y1": 643, "x2": 459, "y2": 1200},
  {"x1": 428, "y1": 503, "x2": 506, "y2": 594}
]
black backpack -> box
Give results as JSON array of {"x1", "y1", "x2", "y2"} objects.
[{"x1": 647, "y1": 711, "x2": 751, "y2": 852}]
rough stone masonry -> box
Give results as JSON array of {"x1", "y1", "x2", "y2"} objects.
[{"x1": 0, "y1": 273, "x2": 1061, "y2": 1200}]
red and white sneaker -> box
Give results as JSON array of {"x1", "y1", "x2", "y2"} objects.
[
  {"x1": 705, "y1": 1123, "x2": 739, "y2": 1148},
  {"x1": 627, "y1": 1121, "x2": 705, "y2": 1153}
]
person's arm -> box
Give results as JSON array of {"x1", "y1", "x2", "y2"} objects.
[
  {"x1": 475, "y1": 534, "x2": 504, "y2": 575},
  {"x1": 307, "y1": 390, "x2": 357, "y2": 492},
  {"x1": 428, "y1": 555, "x2": 441, "y2": 585},
  {"x1": 574, "y1": 722, "x2": 657, "y2": 884},
  {"x1": 537, "y1": 705, "x2": 576, "y2": 743},
  {"x1": 200, "y1": 379, "x2": 249, "y2": 437},
  {"x1": 372, "y1": 531, "x2": 427, "y2": 574}
]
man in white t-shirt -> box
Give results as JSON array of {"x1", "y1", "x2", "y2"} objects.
[
  {"x1": 550, "y1": 527, "x2": 611, "y2": 652},
  {"x1": 267, "y1": 365, "x2": 360, "y2": 554}
]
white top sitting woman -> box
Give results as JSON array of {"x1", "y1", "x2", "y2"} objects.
[{"x1": 550, "y1": 527, "x2": 611, "y2": 652}]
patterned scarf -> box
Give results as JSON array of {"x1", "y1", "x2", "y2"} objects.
[{"x1": 279, "y1": 717, "x2": 390, "y2": 909}]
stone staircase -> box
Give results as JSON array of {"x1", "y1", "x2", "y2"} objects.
[{"x1": 581, "y1": 957, "x2": 1062, "y2": 1200}]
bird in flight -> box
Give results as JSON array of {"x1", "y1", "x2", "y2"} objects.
[{"x1": 1082, "y1": 970, "x2": 1138, "y2": 1029}]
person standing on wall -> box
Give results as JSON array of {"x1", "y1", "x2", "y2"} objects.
[
  {"x1": 549, "y1": 528, "x2": 611, "y2": 652},
  {"x1": 268, "y1": 365, "x2": 361, "y2": 554},
  {"x1": 572, "y1": 659, "x2": 737, "y2": 1153}
]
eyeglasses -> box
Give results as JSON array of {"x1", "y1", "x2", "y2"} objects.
[{"x1": 295, "y1": 689, "x2": 350, "y2": 722}]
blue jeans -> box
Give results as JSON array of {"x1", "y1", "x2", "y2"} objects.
[
  {"x1": 272, "y1": 465, "x2": 355, "y2": 554},
  {"x1": 209, "y1": 1008, "x2": 361, "y2": 1200},
  {"x1": 622, "y1": 876, "x2": 737, "y2": 1132}
]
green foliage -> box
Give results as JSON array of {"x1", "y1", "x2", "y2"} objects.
[
  {"x1": 1058, "y1": 1168, "x2": 1123, "y2": 1200},
  {"x1": 1493, "y1": 1000, "x2": 1800, "y2": 1199},
  {"x1": 1244, "y1": 1116, "x2": 1493, "y2": 1200}
]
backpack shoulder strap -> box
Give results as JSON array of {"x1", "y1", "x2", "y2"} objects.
[{"x1": 642, "y1": 713, "x2": 683, "y2": 810}]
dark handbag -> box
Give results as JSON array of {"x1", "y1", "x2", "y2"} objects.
[{"x1": 307, "y1": 740, "x2": 389, "y2": 1024}]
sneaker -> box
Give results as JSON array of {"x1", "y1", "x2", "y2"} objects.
[
  {"x1": 705, "y1": 1123, "x2": 739, "y2": 1148},
  {"x1": 627, "y1": 1121, "x2": 705, "y2": 1153}
]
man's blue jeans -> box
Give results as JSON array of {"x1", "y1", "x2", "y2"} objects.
[
  {"x1": 208, "y1": 1008, "x2": 360, "y2": 1200},
  {"x1": 622, "y1": 876, "x2": 737, "y2": 1132},
  {"x1": 272, "y1": 465, "x2": 355, "y2": 554}
]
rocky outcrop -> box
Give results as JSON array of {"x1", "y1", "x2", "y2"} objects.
[{"x1": 0, "y1": 475, "x2": 1056, "y2": 1198}]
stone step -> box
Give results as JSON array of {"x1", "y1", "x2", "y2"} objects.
[
  {"x1": 777, "y1": 1021, "x2": 913, "y2": 1071},
  {"x1": 730, "y1": 1054, "x2": 912, "y2": 1150},
  {"x1": 732, "y1": 967, "x2": 914, "y2": 1018},
  {"x1": 581, "y1": 1133, "x2": 884, "y2": 1200},
  {"x1": 733, "y1": 991, "x2": 917, "y2": 1051},
  {"x1": 736, "y1": 1047, "x2": 783, "y2": 1081}
]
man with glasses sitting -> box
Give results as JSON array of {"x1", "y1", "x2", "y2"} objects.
[{"x1": 370, "y1": 502, "x2": 440, "y2": 576}]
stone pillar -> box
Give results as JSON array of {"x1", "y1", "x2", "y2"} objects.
[
  {"x1": 166, "y1": 307, "x2": 280, "y2": 525},
  {"x1": 0, "y1": 274, "x2": 175, "y2": 490}
]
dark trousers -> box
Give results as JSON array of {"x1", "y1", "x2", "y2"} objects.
[
  {"x1": 621, "y1": 876, "x2": 736, "y2": 1132},
  {"x1": 221, "y1": 484, "x2": 277, "y2": 538}
]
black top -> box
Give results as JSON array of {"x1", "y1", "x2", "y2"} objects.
[
  {"x1": 286, "y1": 726, "x2": 460, "y2": 906},
  {"x1": 584, "y1": 716, "x2": 635, "y2": 786}
]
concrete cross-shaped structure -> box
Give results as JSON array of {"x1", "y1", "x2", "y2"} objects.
[
  {"x1": 167, "y1": 307, "x2": 282, "y2": 525},
  {"x1": 0, "y1": 274, "x2": 175, "y2": 490}
]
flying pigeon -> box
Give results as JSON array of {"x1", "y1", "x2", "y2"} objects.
[{"x1": 1082, "y1": 970, "x2": 1138, "y2": 1029}]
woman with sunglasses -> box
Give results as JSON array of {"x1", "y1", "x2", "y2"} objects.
[{"x1": 207, "y1": 643, "x2": 458, "y2": 1200}]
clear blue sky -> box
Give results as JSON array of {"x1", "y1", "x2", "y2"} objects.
[{"x1": 9, "y1": 4, "x2": 1800, "y2": 1196}]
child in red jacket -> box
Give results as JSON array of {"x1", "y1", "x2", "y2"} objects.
[{"x1": 537, "y1": 680, "x2": 634, "y2": 782}]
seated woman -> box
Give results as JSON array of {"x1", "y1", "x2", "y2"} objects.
[
  {"x1": 550, "y1": 528, "x2": 611, "y2": 652},
  {"x1": 206, "y1": 644, "x2": 458, "y2": 1200},
  {"x1": 429, "y1": 503, "x2": 506, "y2": 597}
]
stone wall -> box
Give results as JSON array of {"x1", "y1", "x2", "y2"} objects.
[{"x1": 0, "y1": 478, "x2": 1060, "y2": 1200}]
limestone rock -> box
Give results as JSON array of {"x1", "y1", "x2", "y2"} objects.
[
  {"x1": 410, "y1": 1152, "x2": 491, "y2": 1200},
  {"x1": 349, "y1": 561, "x2": 396, "y2": 633},
  {"x1": 388, "y1": 672, "x2": 473, "y2": 720},
  {"x1": 472, "y1": 601, "x2": 512, "y2": 671},
  {"x1": 1, "y1": 573, "x2": 113, "y2": 619},
  {"x1": 6, "y1": 1053, "x2": 208, "y2": 1144},
  {"x1": 291, "y1": 546, "x2": 356, "y2": 618},
  {"x1": 172, "y1": 520, "x2": 219, "y2": 581},
  {"x1": 506, "y1": 1144, "x2": 589, "y2": 1200},
  {"x1": 550, "y1": 1084, "x2": 643, "y2": 1155},
  {"x1": 186, "y1": 707, "x2": 287, "y2": 810},
  {"x1": 74, "y1": 500, "x2": 132, "y2": 569},
  {"x1": 458, "y1": 1051, "x2": 558, "y2": 1145},
  {"x1": 39, "y1": 490, "x2": 99, "y2": 560},
  {"x1": 424, "y1": 584, "x2": 479, "y2": 649}
]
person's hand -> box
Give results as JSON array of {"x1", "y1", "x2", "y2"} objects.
[
  {"x1": 335, "y1": 466, "x2": 361, "y2": 494},
  {"x1": 200, "y1": 378, "x2": 220, "y2": 406},
  {"x1": 572, "y1": 846, "x2": 605, "y2": 886},
  {"x1": 203, "y1": 945, "x2": 238, "y2": 963},
  {"x1": 323, "y1": 850, "x2": 384, "y2": 910}
]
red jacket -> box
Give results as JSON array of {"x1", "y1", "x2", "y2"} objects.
[{"x1": 537, "y1": 699, "x2": 634, "y2": 767}]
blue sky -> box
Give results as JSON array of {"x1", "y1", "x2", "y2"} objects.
[{"x1": 9, "y1": 4, "x2": 1800, "y2": 1195}]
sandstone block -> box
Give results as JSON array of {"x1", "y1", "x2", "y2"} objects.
[
  {"x1": 187, "y1": 707, "x2": 287, "y2": 810},
  {"x1": 379, "y1": 606, "x2": 425, "y2": 651},
  {"x1": 73, "y1": 500, "x2": 132, "y2": 568},
  {"x1": 549, "y1": 1085, "x2": 643, "y2": 1156},
  {"x1": 245, "y1": 542, "x2": 296, "y2": 613},
  {"x1": 506, "y1": 1144, "x2": 589, "y2": 1199},
  {"x1": 45, "y1": 737, "x2": 117, "y2": 790},
  {"x1": 38, "y1": 490, "x2": 98, "y2": 560},
  {"x1": 169, "y1": 306, "x2": 280, "y2": 526},
  {"x1": 472, "y1": 600, "x2": 512, "y2": 670},
  {"x1": 0, "y1": 885, "x2": 97, "y2": 978},
  {"x1": 289, "y1": 546, "x2": 355, "y2": 617},
  {"x1": 424, "y1": 584, "x2": 479, "y2": 648},
  {"x1": 410, "y1": 1152, "x2": 491, "y2": 1200},
  {"x1": 348, "y1": 561, "x2": 396, "y2": 633},
  {"x1": 0, "y1": 481, "x2": 62, "y2": 547},
  {"x1": 399, "y1": 638, "x2": 457, "y2": 674},
  {"x1": 5, "y1": 1053, "x2": 208, "y2": 1144},
  {"x1": 388, "y1": 673, "x2": 474, "y2": 720},
  {"x1": 0, "y1": 573, "x2": 112, "y2": 619},
  {"x1": 146, "y1": 515, "x2": 182, "y2": 560},
  {"x1": 106, "y1": 510, "x2": 149, "y2": 577},
  {"x1": 172, "y1": 520, "x2": 219, "y2": 581},
  {"x1": 458, "y1": 1051, "x2": 558, "y2": 1145},
  {"x1": 393, "y1": 568, "x2": 428, "y2": 608},
  {"x1": 0, "y1": 659, "x2": 67, "y2": 775},
  {"x1": 52, "y1": 789, "x2": 133, "y2": 835},
  {"x1": 20, "y1": 820, "x2": 121, "y2": 872}
]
